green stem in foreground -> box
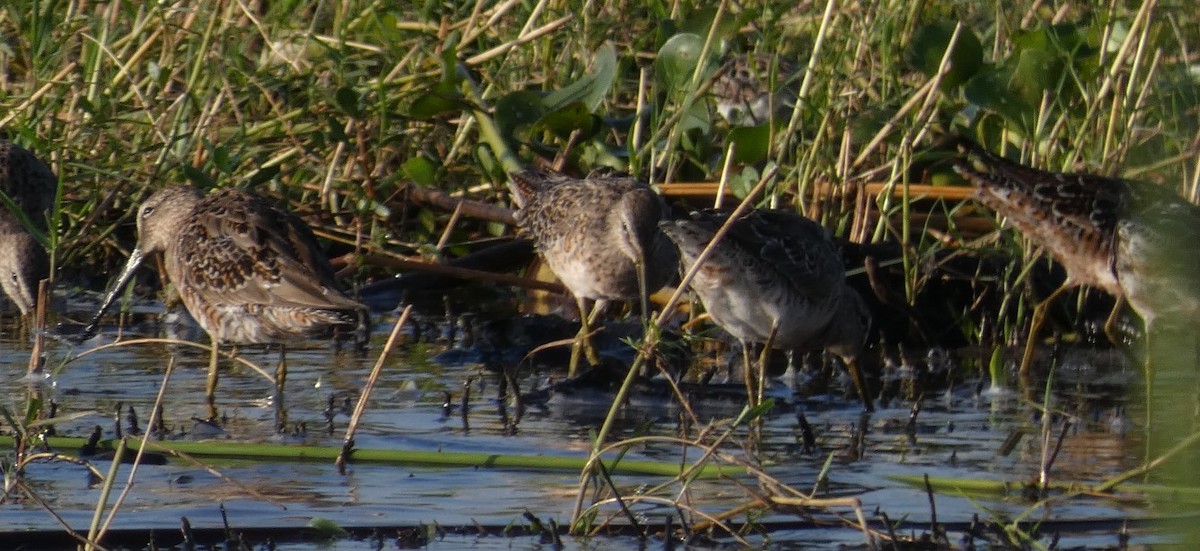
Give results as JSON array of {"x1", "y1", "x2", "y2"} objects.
[{"x1": 6, "y1": 436, "x2": 742, "y2": 479}]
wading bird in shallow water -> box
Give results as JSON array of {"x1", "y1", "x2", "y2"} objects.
[
  {"x1": 85, "y1": 186, "x2": 368, "y2": 421},
  {"x1": 0, "y1": 138, "x2": 55, "y2": 316},
  {"x1": 508, "y1": 168, "x2": 678, "y2": 375},
  {"x1": 659, "y1": 209, "x2": 873, "y2": 410},
  {"x1": 950, "y1": 136, "x2": 1200, "y2": 381}
]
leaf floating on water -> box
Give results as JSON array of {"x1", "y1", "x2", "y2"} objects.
[{"x1": 307, "y1": 517, "x2": 350, "y2": 538}]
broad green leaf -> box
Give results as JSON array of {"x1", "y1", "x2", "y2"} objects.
[
  {"x1": 408, "y1": 81, "x2": 465, "y2": 119},
  {"x1": 401, "y1": 156, "x2": 438, "y2": 187},
  {"x1": 534, "y1": 101, "x2": 602, "y2": 140},
  {"x1": 678, "y1": 7, "x2": 743, "y2": 41},
  {"x1": 543, "y1": 42, "x2": 617, "y2": 112},
  {"x1": 308, "y1": 517, "x2": 349, "y2": 538},
  {"x1": 182, "y1": 165, "x2": 215, "y2": 190},
  {"x1": 655, "y1": 33, "x2": 710, "y2": 91},
  {"x1": 334, "y1": 86, "x2": 363, "y2": 117},
  {"x1": 494, "y1": 90, "x2": 548, "y2": 144},
  {"x1": 247, "y1": 165, "x2": 280, "y2": 187},
  {"x1": 727, "y1": 124, "x2": 771, "y2": 164},
  {"x1": 905, "y1": 22, "x2": 983, "y2": 89},
  {"x1": 1010, "y1": 46, "x2": 1063, "y2": 107}
]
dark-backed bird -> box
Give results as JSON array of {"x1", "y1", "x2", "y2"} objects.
[
  {"x1": 86, "y1": 186, "x2": 368, "y2": 420},
  {"x1": 659, "y1": 209, "x2": 872, "y2": 410},
  {"x1": 509, "y1": 168, "x2": 678, "y2": 374},
  {"x1": 0, "y1": 137, "x2": 55, "y2": 316}
]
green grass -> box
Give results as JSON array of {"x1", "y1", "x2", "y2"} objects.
[
  {"x1": 2, "y1": 0, "x2": 1194, "y2": 330},
  {"x1": 3, "y1": 0, "x2": 1200, "y2": 542}
]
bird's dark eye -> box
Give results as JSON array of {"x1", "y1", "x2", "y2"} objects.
[{"x1": 142, "y1": 205, "x2": 154, "y2": 217}]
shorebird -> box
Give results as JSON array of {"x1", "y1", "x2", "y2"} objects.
[
  {"x1": 951, "y1": 137, "x2": 1200, "y2": 377},
  {"x1": 508, "y1": 168, "x2": 678, "y2": 374},
  {"x1": 711, "y1": 54, "x2": 797, "y2": 127},
  {"x1": 0, "y1": 137, "x2": 55, "y2": 316},
  {"x1": 86, "y1": 186, "x2": 368, "y2": 420},
  {"x1": 659, "y1": 209, "x2": 873, "y2": 410}
]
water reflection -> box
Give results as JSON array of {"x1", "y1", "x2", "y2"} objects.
[{"x1": 0, "y1": 301, "x2": 1164, "y2": 549}]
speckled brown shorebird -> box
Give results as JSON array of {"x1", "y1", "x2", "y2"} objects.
[
  {"x1": 86, "y1": 186, "x2": 367, "y2": 419},
  {"x1": 509, "y1": 168, "x2": 678, "y2": 374},
  {"x1": 951, "y1": 137, "x2": 1200, "y2": 377},
  {"x1": 0, "y1": 137, "x2": 55, "y2": 316},
  {"x1": 711, "y1": 54, "x2": 797, "y2": 127},
  {"x1": 659, "y1": 209, "x2": 873, "y2": 410}
]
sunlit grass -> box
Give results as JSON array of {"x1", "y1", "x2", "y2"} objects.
[{"x1": 2, "y1": 0, "x2": 1199, "y2": 543}]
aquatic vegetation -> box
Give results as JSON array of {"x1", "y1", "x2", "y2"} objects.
[{"x1": 1, "y1": 0, "x2": 1197, "y2": 547}]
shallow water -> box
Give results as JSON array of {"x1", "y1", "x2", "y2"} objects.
[{"x1": 0, "y1": 297, "x2": 1170, "y2": 549}]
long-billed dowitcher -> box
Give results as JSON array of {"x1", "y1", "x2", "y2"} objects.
[
  {"x1": 0, "y1": 137, "x2": 55, "y2": 316},
  {"x1": 659, "y1": 209, "x2": 873, "y2": 410},
  {"x1": 86, "y1": 186, "x2": 368, "y2": 419},
  {"x1": 509, "y1": 168, "x2": 678, "y2": 374},
  {"x1": 711, "y1": 54, "x2": 797, "y2": 127},
  {"x1": 951, "y1": 137, "x2": 1200, "y2": 377}
]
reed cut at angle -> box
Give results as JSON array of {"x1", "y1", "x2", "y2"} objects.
[
  {"x1": 659, "y1": 209, "x2": 873, "y2": 410},
  {"x1": 85, "y1": 186, "x2": 368, "y2": 420},
  {"x1": 0, "y1": 137, "x2": 55, "y2": 316},
  {"x1": 508, "y1": 168, "x2": 678, "y2": 373}
]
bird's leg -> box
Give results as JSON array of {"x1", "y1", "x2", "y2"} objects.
[
  {"x1": 1102, "y1": 296, "x2": 1126, "y2": 346},
  {"x1": 1143, "y1": 319, "x2": 1155, "y2": 433},
  {"x1": 205, "y1": 339, "x2": 221, "y2": 422},
  {"x1": 275, "y1": 345, "x2": 289, "y2": 433},
  {"x1": 740, "y1": 340, "x2": 756, "y2": 406},
  {"x1": 844, "y1": 354, "x2": 874, "y2": 413},
  {"x1": 1020, "y1": 285, "x2": 1071, "y2": 375},
  {"x1": 636, "y1": 254, "x2": 650, "y2": 329},
  {"x1": 276, "y1": 345, "x2": 288, "y2": 389},
  {"x1": 755, "y1": 325, "x2": 780, "y2": 407},
  {"x1": 568, "y1": 297, "x2": 603, "y2": 376}
]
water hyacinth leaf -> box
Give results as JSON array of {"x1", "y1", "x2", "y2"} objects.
[
  {"x1": 182, "y1": 165, "x2": 215, "y2": 190},
  {"x1": 655, "y1": 33, "x2": 709, "y2": 91},
  {"x1": 307, "y1": 518, "x2": 350, "y2": 538},
  {"x1": 334, "y1": 86, "x2": 363, "y2": 117},
  {"x1": 964, "y1": 64, "x2": 1031, "y2": 127},
  {"x1": 678, "y1": 99, "x2": 712, "y2": 135},
  {"x1": 678, "y1": 7, "x2": 744, "y2": 41},
  {"x1": 543, "y1": 42, "x2": 616, "y2": 112},
  {"x1": 534, "y1": 101, "x2": 603, "y2": 140},
  {"x1": 494, "y1": 90, "x2": 548, "y2": 145},
  {"x1": 208, "y1": 143, "x2": 236, "y2": 174},
  {"x1": 849, "y1": 106, "x2": 895, "y2": 144},
  {"x1": 1010, "y1": 46, "x2": 1063, "y2": 107},
  {"x1": 401, "y1": 156, "x2": 438, "y2": 187},
  {"x1": 905, "y1": 21, "x2": 983, "y2": 89},
  {"x1": 727, "y1": 123, "x2": 771, "y2": 164},
  {"x1": 729, "y1": 166, "x2": 759, "y2": 199},
  {"x1": 408, "y1": 80, "x2": 466, "y2": 119},
  {"x1": 1011, "y1": 23, "x2": 1090, "y2": 57},
  {"x1": 246, "y1": 165, "x2": 281, "y2": 188},
  {"x1": 325, "y1": 115, "x2": 349, "y2": 142}
]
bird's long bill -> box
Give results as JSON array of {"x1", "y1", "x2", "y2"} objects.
[{"x1": 81, "y1": 246, "x2": 147, "y2": 337}]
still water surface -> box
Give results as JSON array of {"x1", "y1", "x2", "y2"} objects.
[{"x1": 0, "y1": 300, "x2": 1161, "y2": 549}]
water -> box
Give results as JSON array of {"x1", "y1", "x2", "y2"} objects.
[{"x1": 0, "y1": 300, "x2": 1166, "y2": 549}]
